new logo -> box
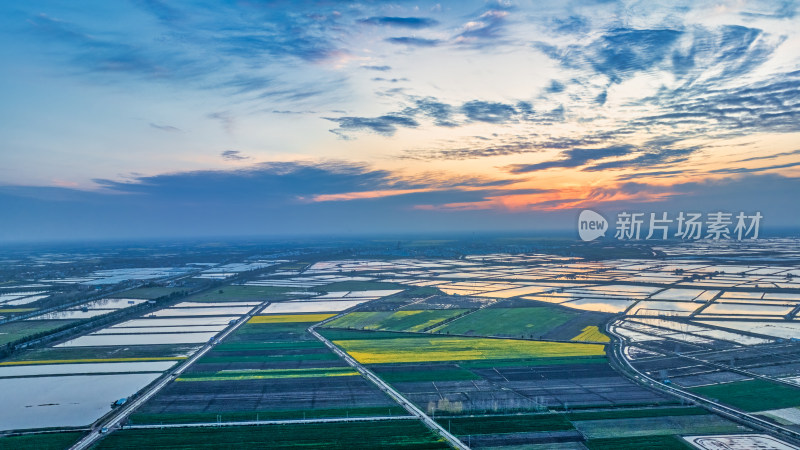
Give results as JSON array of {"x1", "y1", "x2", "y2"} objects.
[{"x1": 578, "y1": 210, "x2": 607, "y2": 241}]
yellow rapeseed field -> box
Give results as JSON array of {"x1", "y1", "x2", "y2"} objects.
[
  {"x1": 334, "y1": 336, "x2": 605, "y2": 364},
  {"x1": 249, "y1": 313, "x2": 335, "y2": 324},
  {"x1": 392, "y1": 310, "x2": 423, "y2": 317},
  {"x1": 571, "y1": 326, "x2": 611, "y2": 343}
]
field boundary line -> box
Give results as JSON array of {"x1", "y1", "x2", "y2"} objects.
[
  {"x1": 309, "y1": 322, "x2": 471, "y2": 450},
  {"x1": 124, "y1": 415, "x2": 416, "y2": 429}
]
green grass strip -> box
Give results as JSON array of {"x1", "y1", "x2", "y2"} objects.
[
  {"x1": 567, "y1": 406, "x2": 706, "y2": 421},
  {"x1": 198, "y1": 353, "x2": 340, "y2": 363},
  {"x1": 585, "y1": 435, "x2": 692, "y2": 450},
  {"x1": 0, "y1": 432, "x2": 84, "y2": 450},
  {"x1": 178, "y1": 367, "x2": 359, "y2": 381},
  {"x1": 435, "y1": 413, "x2": 573, "y2": 435},
  {"x1": 98, "y1": 421, "x2": 449, "y2": 450},
  {"x1": 459, "y1": 356, "x2": 607, "y2": 369},
  {"x1": 128, "y1": 407, "x2": 410, "y2": 425},
  {"x1": 690, "y1": 379, "x2": 800, "y2": 412},
  {"x1": 377, "y1": 367, "x2": 480, "y2": 383}
]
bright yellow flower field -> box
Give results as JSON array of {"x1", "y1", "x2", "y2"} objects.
[
  {"x1": 333, "y1": 336, "x2": 605, "y2": 364},
  {"x1": 571, "y1": 326, "x2": 611, "y2": 343},
  {"x1": 249, "y1": 313, "x2": 335, "y2": 324}
]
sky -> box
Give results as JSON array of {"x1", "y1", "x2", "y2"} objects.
[{"x1": 1, "y1": 0, "x2": 799, "y2": 242}]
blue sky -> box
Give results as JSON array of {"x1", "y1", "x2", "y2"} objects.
[{"x1": 1, "y1": 1, "x2": 799, "y2": 241}]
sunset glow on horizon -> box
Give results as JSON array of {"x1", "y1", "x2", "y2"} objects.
[{"x1": 1, "y1": 0, "x2": 799, "y2": 241}]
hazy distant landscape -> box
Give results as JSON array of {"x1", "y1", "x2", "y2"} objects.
[
  {"x1": 0, "y1": 237, "x2": 797, "y2": 449},
  {"x1": 2, "y1": 0, "x2": 800, "y2": 448}
]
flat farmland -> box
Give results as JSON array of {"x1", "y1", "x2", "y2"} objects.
[
  {"x1": 429, "y1": 306, "x2": 577, "y2": 338},
  {"x1": 429, "y1": 407, "x2": 717, "y2": 447},
  {"x1": 329, "y1": 327, "x2": 665, "y2": 415},
  {"x1": 136, "y1": 376, "x2": 399, "y2": 416},
  {"x1": 332, "y1": 335, "x2": 605, "y2": 364},
  {"x1": 324, "y1": 309, "x2": 467, "y2": 332},
  {"x1": 393, "y1": 361, "x2": 670, "y2": 414},
  {"x1": 373, "y1": 364, "x2": 481, "y2": 383},
  {"x1": 176, "y1": 366, "x2": 360, "y2": 381},
  {"x1": 249, "y1": 313, "x2": 335, "y2": 324},
  {"x1": 133, "y1": 313, "x2": 401, "y2": 423},
  {"x1": 129, "y1": 405, "x2": 407, "y2": 425},
  {"x1": 571, "y1": 326, "x2": 610, "y2": 343},
  {"x1": 186, "y1": 286, "x2": 293, "y2": 302},
  {"x1": 469, "y1": 363, "x2": 669, "y2": 407},
  {"x1": 690, "y1": 379, "x2": 800, "y2": 411},
  {"x1": 0, "y1": 320, "x2": 79, "y2": 346},
  {"x1": 110, "y1": 287, "x2": 184, "y2": 299},
  {"x1": 316, "y1": 281, "x2": 406, "y2": 292},
  {"x1": 319, "y1": 329, "x2": 435, "y2": 341},
  {"x1": 435, "y1": 413, "x2": 573, "y2": 435},
  {"x1": 572, "y1": 414, "x2": 741, "y2": 439},
  {"x1": 225, "y1": 320, "x2": 321, "y2": 344},
  {"x1": 97, "y1": 421, "x2": 449, "y2": 449},
  {"x1": 0, "y1": 295, "x2": 259, "y2": 431},
  {"x1": 4, "y1": 344, "x2": 199, "y2": 362},
  {"x1": 585, "y1": 435, "x2": 693, "y2": 449},
  {"x1": 0, "y1": 431, "x2": 83, "y2": 450}
]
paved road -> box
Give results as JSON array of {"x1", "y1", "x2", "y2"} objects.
[
  {"x1": 69, "y1": 303, "x2": 264, "y2": 450},
  {"x1": 605, "y1": 320, "x2": 800, "y2": 446},
  {"x1": 308, "y1": 324, "x2": 470, "y2": 450}
]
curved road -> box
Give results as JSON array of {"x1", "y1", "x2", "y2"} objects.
[{"x1": 605, "y1": 319, "x2": 800, "y2": 446}]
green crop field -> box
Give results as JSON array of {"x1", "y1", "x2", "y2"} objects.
[
  {"x1": 0, "y1": 320, "x2": 79, "y2": 346},
  {"x1": 430, "y1": 306, "x2": 578, "y2": 338},
  {"x1": 566, "y1": 406, "x2": 706, "y2": 421},
  {"x1": 375, "y1": 366, "x2": 480, "y2": 383},
  {"x1": 129, "y1": 407, "x2": 409, "y2": 425},
  {"x1": 178, "y1": 367, "x2": 359, "y2": 381},
  {"x1": 190, "y1": 317, "x2": 345, "y2": 365},
  {"x1": 197, "y1": 353, "x2": 340, "y2": 364},
  {"x1": 186, "y1": 285, "x2": 293, "y2": 302},
  {"x1": 109, "y1": 287, "x2": 184, "y2": 299},
  {"x1": 691, "y1": 379, "x2": 800, "y2": 411},
  {"x1": 435, "y1": 413, "x2": 573, "y2": 435},
  {"x1": 226, "y1": 322, "x2": 317, "y2": 342},
  {"x1": 585, "y1": 435, "x2": 692, "y2": 450},
  {"x1": 459, "y1": 356, "x2": 607, "y2": 369},
  {"x1": 213, "y1": 340, "x2": 326, "y2": 352},
  {"x1": 333, "y1": 336, "x2": 605, "y2": 364},
  {"x1": 319, "y1": 329, "x2": 435, "y2": 341},
  {"x1": 0, "y1": 432, "x2": 84, "y2": 450},
  {"x1": 96, "y1": 420, "x2": 449, "y2": 449},
  {"x1": 325, "y1": 309, "x2": 467, "y2": 332},
  {"x1": 572, "y1": 415, "x2": 739, "y2": 440}
]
